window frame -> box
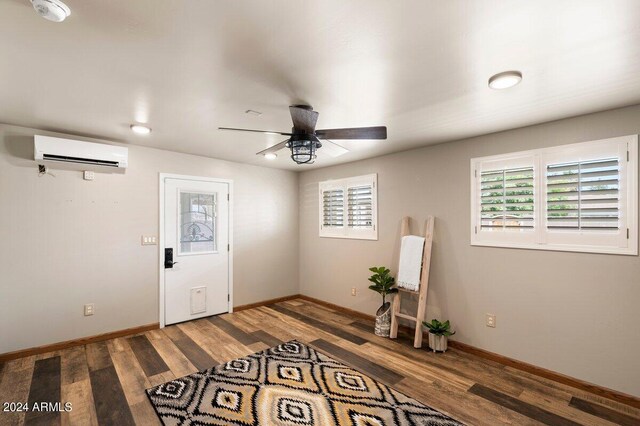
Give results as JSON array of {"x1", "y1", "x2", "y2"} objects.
[
  {"x1": 319, "y1": 173, "x2": 378, "y2": 240},
  {"x1": 470, "y1": 135, "x2": 638, "y2": 255}
]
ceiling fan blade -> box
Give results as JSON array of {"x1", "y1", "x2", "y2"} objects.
[
  {"x1": 320, "y1": 140, "x2": 349, "y2": 157},
  {"x1": 219, "y1": 127, "x2": 292, "y2": 136},
  {"x1": 256, "y1": 139, "x2": 290, "y2": 156},
  {"x1": 289, "y1": 106, "x2": 319, "y2": 132},
  {"x1": 315, "y1": 126, "x2": 387, "y2": 140}
]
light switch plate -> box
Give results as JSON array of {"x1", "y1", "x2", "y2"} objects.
[
  {"x1": 83, "y1": 171, "x2": 95, "y2": 181},
  {"x1": 141, "y1": 235, "x2": 157, "y2": 245}
]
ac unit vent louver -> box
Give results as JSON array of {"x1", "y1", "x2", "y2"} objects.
[{"x1": 34, "y1": 135, "x2": 128, "y2": 168}]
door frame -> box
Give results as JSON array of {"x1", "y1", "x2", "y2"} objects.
[{"x1": 159, "y1": 173, "x2": 234, "y2": 328}]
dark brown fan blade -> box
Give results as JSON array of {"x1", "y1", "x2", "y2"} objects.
[
  {"x1": 315, "y1": 126, "x2": 387, "y2": 140},
  {"x1": 256, "y1": 139, "x2": 289, "y2": 156},
  {"x1": 219, "y1": 127, "x2": 292, "y2": 136},
  {"x1": 289, "y1": 106, "x2": 319, "y2": 133}
]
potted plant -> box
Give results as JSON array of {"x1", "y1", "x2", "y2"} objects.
[
  {"x1": 367, "y1": 266, "x2": 398, "y2": 337},
  {"x1": 423, "y1": 319, "x2": 455, "y2": 352}
]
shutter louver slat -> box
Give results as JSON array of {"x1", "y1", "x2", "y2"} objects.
[
  {"x1": 546, "y1": 158, "x2": 620, "y2": 230},
  {"x1": 480, "y1": 166, "x2": 535, "y2": 230},
  {"x1": 322, "y1": 189, "x2": 344, "y2": 227},
  {"x1": 348, "y1": 185, "x2": 373, "y2": 228}
]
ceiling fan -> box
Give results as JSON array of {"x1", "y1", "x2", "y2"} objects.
[{"x1": 219, "y1": 105, "x2": 387, "y2": 164}]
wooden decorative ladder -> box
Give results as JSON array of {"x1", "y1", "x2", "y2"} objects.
[{"x1": 389, "y1": 216, "x2": 435, "y2": 348}]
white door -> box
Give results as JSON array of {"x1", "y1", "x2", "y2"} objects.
[{"x1": 163, "y1": 177, "x2": 230, "y2": 325}]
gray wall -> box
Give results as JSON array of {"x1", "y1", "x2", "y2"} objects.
[
  {"x1": 0, "y1": 124, "x2": 299, "y2": 354},
  {"x1": 298, "y1": 104, "x2": 640, "y2": 397},
  {"x1": 2, "y1": 105, "x2": 639, "y2": 397}
]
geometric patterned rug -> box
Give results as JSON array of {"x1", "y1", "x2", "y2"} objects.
[{"x1": 146, "y1": 340, "x2": 463, "y2": 425}]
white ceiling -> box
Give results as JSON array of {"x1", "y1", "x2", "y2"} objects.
[{"x1": 2, "y1": 1, "x2": 640, "y2": 170}]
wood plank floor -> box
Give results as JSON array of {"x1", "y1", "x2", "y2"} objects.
[{"x1": 1, "y1": 298, "x2": 638, "y2": 425}]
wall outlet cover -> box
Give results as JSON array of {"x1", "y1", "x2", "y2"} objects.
[
  {"x1": 84, "y1": 303, "x2": 95, "y2": 316},
  {"x1": 486, "y1": 313, "x2": 496, "y2": 328}
]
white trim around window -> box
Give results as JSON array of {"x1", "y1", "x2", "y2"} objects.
[
  {"x1": 319, "y1": 173, "x2": 378, "y2": 240},
  {"x1": 470, "y1": 135, "x2": 638, "y2": 255}
]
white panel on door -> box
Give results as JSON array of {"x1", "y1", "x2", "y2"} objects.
[{"x1": 190, "y1": 286, "x2": 207, "y2": 315}]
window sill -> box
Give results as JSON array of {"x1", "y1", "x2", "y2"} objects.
[
  {"x1": 470, "y1": 240, "x2": 638, "y2": 256},
  {"x1": 319, "y1": 234, "x2": 378, "y2": 241}
]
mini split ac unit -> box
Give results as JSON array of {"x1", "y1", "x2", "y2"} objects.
[{"x1": 34, "y1": 135, "x2": 128, "y2": 168}]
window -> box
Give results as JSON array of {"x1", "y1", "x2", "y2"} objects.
[
  {"x1": 546, "y1": 158, "x2": 619, "y2": 231},
  {"x1": 480, "y1": 166, "x2": 534, "y2": 231},
  {"x1": 319, "y1": 174, "x2": 378, "y2": 240},
  {"x1": 322, "y1": 189, "x2": 344, "y2": 228},
  {"x1": 179, "y1": 191, "x2": 216, "y2": 254},
  {"x1": 471, "y1": 135, "x2": 638, "y2": 255}
]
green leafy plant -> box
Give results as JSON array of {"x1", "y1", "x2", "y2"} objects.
[
  {"x1": 367, "y1": 266, "x2": 398, "y2": 306},
  {"x1": 422, "y1": 319, "x2": 455, "y2": 337}
]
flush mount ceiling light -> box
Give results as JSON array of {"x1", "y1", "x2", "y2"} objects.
[
  {"x1": 130, "y1": 124, "x2": 151, "y2": 135},
  {"x1": 263, "y1": 153, "x2": 277, "y2": 160},
  {"x1": 31, "y1": 0, "x2": 71, "y2": 22},
  {"x1": 488, "y1": 71, "x2": 522, "y2": 90}
]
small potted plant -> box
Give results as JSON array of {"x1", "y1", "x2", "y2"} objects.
[
  {"x1": 423, "y1": 319, "x2": 455, "y2": 352},
  {"x1": 367, "y1": 266, "x2": 398, "y2": 337}
]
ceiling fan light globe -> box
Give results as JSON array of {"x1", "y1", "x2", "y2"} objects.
[{"x1": 290, "y1": 139, "x2": 318, "y2": 164}]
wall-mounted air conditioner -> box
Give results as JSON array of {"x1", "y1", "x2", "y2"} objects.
[{"x1": 34, "y1": 135, "x2": 128, "y2": 168}]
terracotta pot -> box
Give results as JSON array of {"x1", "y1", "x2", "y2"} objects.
[
  {"x1": 428, "y1": 332, "x2": 448, "y2": 352},
  {"x1": 374, "y1": 302, "x2": 391, "y2": 337}
]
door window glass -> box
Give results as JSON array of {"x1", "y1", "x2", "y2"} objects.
[{"x1": 179, "y1": 192, "x2": 216, "y2": 254}]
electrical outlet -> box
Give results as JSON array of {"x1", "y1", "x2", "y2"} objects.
[
  {"x1": 351, "y1": 288, "x2": 357, "y2": 296},
  {"x1": 84, "y1": 304, "x2": 95, "y2": 316},
  {"x1": 486, "y1": 313, "x2": 496, "y2": 328}
]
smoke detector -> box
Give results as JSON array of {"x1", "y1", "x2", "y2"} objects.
[{"x1": 31, "y1": 0, "x2": 71, "y2": 23}]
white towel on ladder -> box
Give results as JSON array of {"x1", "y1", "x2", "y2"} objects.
[{"x1": 397, "y1": 235, "x2": 425, "y2": 291}]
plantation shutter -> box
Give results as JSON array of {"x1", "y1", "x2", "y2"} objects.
[
  {"x1": 322, "y1": 189, "x2": 344, "y2": 228},
  {"x1": 472, "y1": 135, "x2": 636, "y2": 254},
  {"x1": 319, "y1": 174, "x2": 378, "y2": 240},
  {"x1": 348, "y1": 185, "x2": 373, "y2": 228},
  {"x1": 546, "y1": 158, "x2": 620, "y2": 230},
  {"x1": 480, "y1": 166, "x2": 534, "y2": 230}
]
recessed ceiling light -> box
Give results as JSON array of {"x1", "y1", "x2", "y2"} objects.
[
  {"x1": 130, "y1": 124, "x2": 151, "y2": 135},
  {"x1": 264, "y1": 153, "x2": 277, "y2": 160},
  {"x1": 488, "y1": 71, "x2": 522, "y2": 90}
]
